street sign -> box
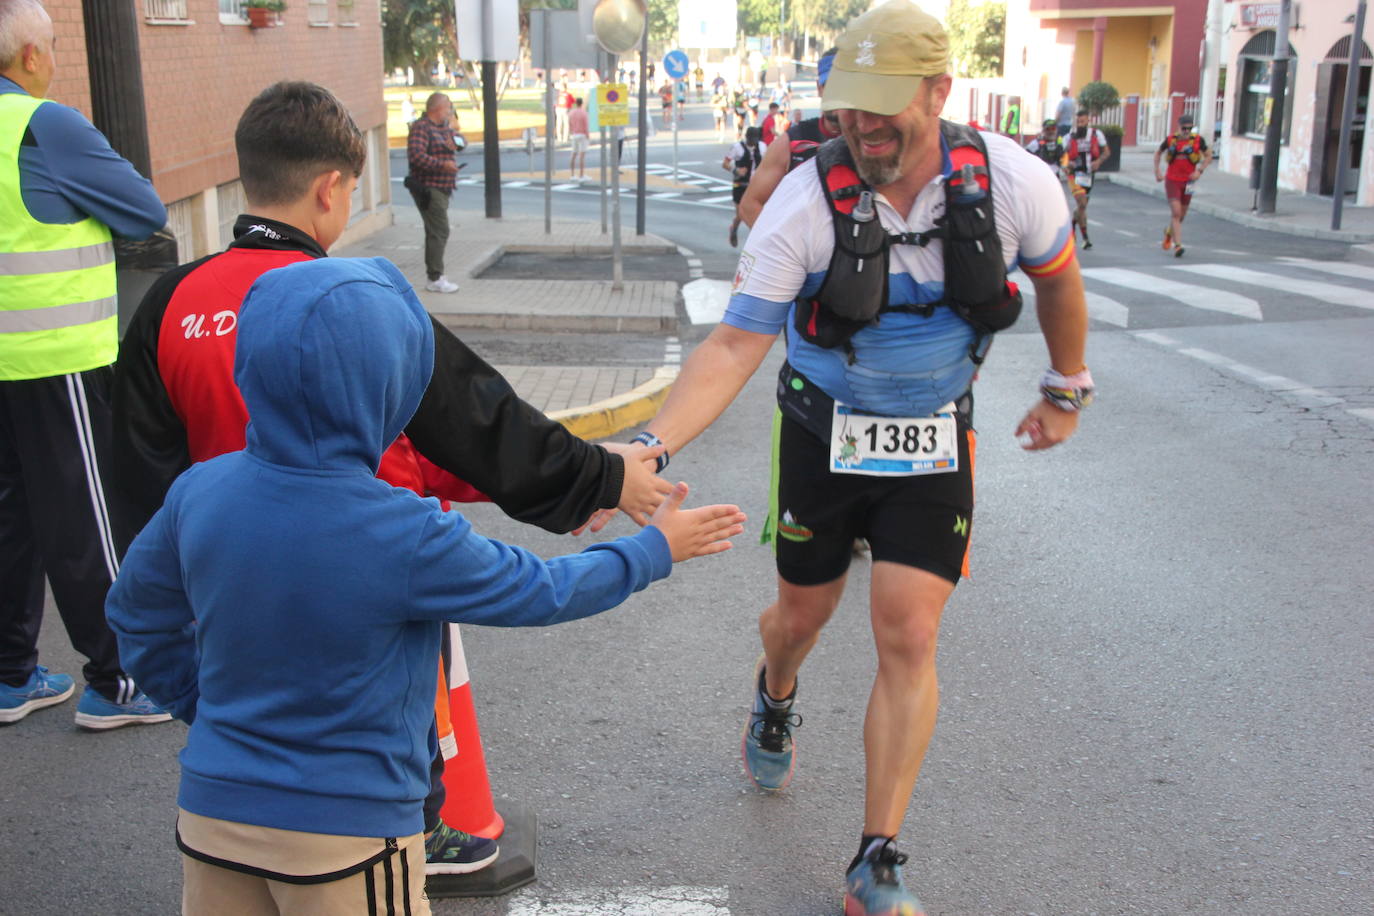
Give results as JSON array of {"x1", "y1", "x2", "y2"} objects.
[
  {"x1": 597, "y1": 83, "x2": 630, "y2": 126},
  {"x1": 662, "y1": 49, "x2": 690, "y2": 80}
]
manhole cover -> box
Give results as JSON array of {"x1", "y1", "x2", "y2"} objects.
[{"x1": 478, "y1": 251, "x2": 684, "y2": 281}]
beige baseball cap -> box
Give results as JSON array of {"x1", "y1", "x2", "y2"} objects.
[{"x1": 822, "y1": 1, "x2": 950, "y2": 117}]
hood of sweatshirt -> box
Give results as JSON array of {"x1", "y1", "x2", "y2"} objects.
[{"x1": 233, "y1": 257, "x2": 435, "y2": 474}]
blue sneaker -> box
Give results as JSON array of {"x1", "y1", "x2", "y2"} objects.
[
  {"x1": 424, "y1": 821, "x2": 498, "y2": 875},
  {"x1": 741, "y1": 655, "x2": 801, "y2": 791},
  {"x1": 74, "y1": 686, "x2": 172, "y2": 730},
  {"x1": 0, "y1": 666, "x2": 75, "y2": 724},
  {"x1": 844, "y1": 839, "x2": 926, "y2": 916}
]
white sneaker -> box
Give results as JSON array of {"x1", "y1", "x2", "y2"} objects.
[{"x1": 425, "y1": 276, "x2": 459, "y2": 294}]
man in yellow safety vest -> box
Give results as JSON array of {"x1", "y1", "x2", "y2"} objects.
[{"x1": 0, "y1": 0, "x2": 169, "y2": 729}]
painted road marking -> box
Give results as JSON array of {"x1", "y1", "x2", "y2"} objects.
[
  {"x1": 1135, "y1": 333, "x2": 1359, "y2": 418},
  {"x1": 1021, "y1": 284, "x2": 1129, "y2": 327},
  {"x1": 1276, "y1": 257, "x2": 1374, "y2": 285},
  {"x1": 506, "y1": 885, "x2": 730, "y2": 915},
  {"x1": 1083, "y1": 266, "x2": 1263, "y2": 320},
  {"x1": 1171, "y1": 263, "x2": 1374, "y2": 311}
]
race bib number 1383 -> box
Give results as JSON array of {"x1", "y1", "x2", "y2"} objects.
[{"x1": 829, "y1": 403, "x2": 959, "y2": 476}]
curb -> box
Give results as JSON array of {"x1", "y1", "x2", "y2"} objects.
[
  {"x1": 1102, "y1": 173, "x2": 1374, "y2": 243},
  {"x1": 549, "y1": 366, "x2": 678, "y2": 440}
]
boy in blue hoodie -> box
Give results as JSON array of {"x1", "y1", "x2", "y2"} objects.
[{"x1": 106, "y1": 257, "x2": 745, "y2": 915}]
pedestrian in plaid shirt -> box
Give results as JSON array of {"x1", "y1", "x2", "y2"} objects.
[{"x1": 406, "y1": 93, "x2": 463, "y2": 294}]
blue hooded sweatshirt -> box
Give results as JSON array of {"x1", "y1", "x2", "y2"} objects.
[{"x1": 107, "y1": 257, "x2": 672, "y2": 839}]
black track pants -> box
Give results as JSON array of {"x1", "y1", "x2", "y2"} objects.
[{"x1": 0, "y1": 368, "x2": 133, "y2": 701}]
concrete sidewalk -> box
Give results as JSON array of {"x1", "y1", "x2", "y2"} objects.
[
  {"x1": 1104, "y1": 146, "x2": 1374, "y2": 244},
  {"x1": 335, "y1": 205, "x2": 682, "y2": 440}
]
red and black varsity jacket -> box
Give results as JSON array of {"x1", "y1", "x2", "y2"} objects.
[{"x1": 109, "y1": 215, "x2": 623, "y2": 555}]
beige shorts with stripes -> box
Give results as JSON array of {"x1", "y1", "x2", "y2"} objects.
[{"x1": 178, "y1": 809, "x2": 429, "y2": 916}]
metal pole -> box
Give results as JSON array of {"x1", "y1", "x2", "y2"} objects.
[
  {"x1": 480, "y1": 0, "x2": 501, "y2": 219},
  {"x1": 612, "y1": 117, "x2": 624, "y2": 291},
  {"x1": 543, "y1": 13, "x2": 554, "y2": 234},
  {"x1": 1256, "y1": 0, "x2": 1291, "y2": 215},
  {"x1": 81, "y1": 0, "x2": 151, "y2": 178},
  {"x1": 1196, "y1": 0, "x2": 1225, "y2": 145},
  {"x1": 1332, "y1": 1, "x2": 1368, "y2": 230},
  {"x1": 636, "y1": 28, "x2": 649, "y2": 235},
  {"x1": 673, "y1": 80, "x2": 680, "y2": 181},
  {"x1": 599, "y1": 51, "x2": 609, "y2": 234}
]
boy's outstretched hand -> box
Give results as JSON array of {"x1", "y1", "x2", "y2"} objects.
[{"x1": 649, "y1": 482, "x2": 746, "y2": 562}]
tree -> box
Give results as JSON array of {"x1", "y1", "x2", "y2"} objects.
[
  {"x1": 946, "y1": 0, "x2": 1005, "y2": 78},
  {"x1": 1077, "y1": 81, "x2": 1120, "y2": 115},
  {"x1": 647, "y1": 0, "x2": 676, "y2": 44},
  {"x1": 382, "y1": 0, "x2": 455, "y2": 82}
]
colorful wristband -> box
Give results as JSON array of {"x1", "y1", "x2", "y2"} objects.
[
  {"x1": 1039, "y1": 367, "x2": 1095, "y2": 411},
  {"x1": 631, "y1": 431, "x2": 671, "y2": 472}
]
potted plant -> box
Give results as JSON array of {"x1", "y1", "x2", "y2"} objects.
[
  {"x1": 245, "y1": 0, "x2": 285, "y2": 29},
  {"x1": 1077, "y1": 81, "x2": 1123, "y2": 172}
]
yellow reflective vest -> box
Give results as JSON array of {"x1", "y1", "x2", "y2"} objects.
[{"x1": 0, "y1": 93, "x2": 117, "y2": 380}]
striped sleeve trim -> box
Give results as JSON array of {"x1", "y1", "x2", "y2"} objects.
[{"x1": 1020, "y1": 231, "x2": 1076, "y2": 278}]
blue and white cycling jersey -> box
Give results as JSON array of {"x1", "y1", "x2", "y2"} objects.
[{"x1": 725, "y1": 129, "x2": 1075, "y2": 417}]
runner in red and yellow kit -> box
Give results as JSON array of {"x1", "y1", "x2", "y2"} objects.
[{"x1": 1153, "y1": 113, "x2": 1212, "y2": 258}]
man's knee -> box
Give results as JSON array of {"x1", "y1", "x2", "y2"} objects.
[{"x1": 770, "y1": 576, "x2": 845, "y2": 642}]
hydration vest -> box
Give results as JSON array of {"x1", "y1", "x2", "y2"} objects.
[
  {"x1": 1065, "y1": 128, "x2": 1101, "y2": 164},
  {"x1": 1031, "y1": 137, "x2": 1065, "y2": 170},
  {"x1": 791, "y1": 122, "x2": 1022, "y2": 362},
  {"x1": 1165, "y1": 132, "x2": 1204, "y2": 165}
]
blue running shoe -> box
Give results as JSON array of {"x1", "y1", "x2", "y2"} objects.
[
  {"x1": 741, "y1": 655, "x2": 801, "y2": 791},
  {"x1": 844, "y1": 839, "x2": 926, "y2": 916},
  {"x1": 424, "y1": 821, "x2": 498, "y2": 875},
  {"x1": 0, "y1": 667, "x2": 75, "y2": 724},
  {"x1": 74, "y1": 686, "x2": 172, "y2": 730}
]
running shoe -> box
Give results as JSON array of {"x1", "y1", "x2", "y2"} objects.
[
  {"x1": 844, "y1": 839, "x2": 926, "y2": 916},
  {"x1": 74, "y1": 686, "x2": 172, "y2": 730},
  {"x1": 0, "y1": 666, "x2": 74, "y2": 724},
  {"x1": 728, "y1": 225, "x2": 739, "y2": 247},
  {"x1": 1174, "y1": 246, "x2": 1186, "y2": 258},
  {"x1": 1081, "y1": 237, "x2": 1093, "y2": 250},
  {"x1": 1162, "y1": 227, "x2": 1173, "y2": 250},
  {"x1": 424, "y1": 821, "x2": 498, "y2": 875},
  {"x1": 741, "y1": 655, "x2": 801, "y2": 791}
]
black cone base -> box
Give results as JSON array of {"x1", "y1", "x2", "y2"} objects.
[{"x1": 425, "y1": 803, "x2": 538, "y2": 899}]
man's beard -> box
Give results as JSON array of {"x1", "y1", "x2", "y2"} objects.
[{"x1": 845, "y1": 128, "x2": 903, "y2": 186}]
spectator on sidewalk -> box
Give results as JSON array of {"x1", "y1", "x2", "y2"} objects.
[
  {"x1": 110, "y1": 81, "x2": 679, "y2": 883},
  {"x1": 406, "y1": 92, "x2": 463, "y2": 294},
  {"x1": 568, "y1": 96, "x2": 589, "y2": 179},
  {"x1": 1055, "y1": 87, "x2": 1075, "y2": 137},
  {"x1": 0, "y1": 0, "x2": 172, "y2": 730},
  {"x1": 108, "y1": 254, "x2": 746, "y2": 916},
  {"x1": 555, "y1": 82, "x2": 573, "y2": 144},
  {"x1": 1001, "y1": 97, "x2": 1020, "y2": 139}
]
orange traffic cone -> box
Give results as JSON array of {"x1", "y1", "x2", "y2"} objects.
[
  {"x1": 428, "y1": 624, "x2": 537, "y2": 899},
  {"x1": 438, "y1": 625, "x2": 503, "y2": 839}
]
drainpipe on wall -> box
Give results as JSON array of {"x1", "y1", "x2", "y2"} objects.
[{"x1": 1092, "y1": 17, "x2": 1107, "y2": 82}]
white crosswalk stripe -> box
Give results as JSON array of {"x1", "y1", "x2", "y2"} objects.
[
  {"x1": 1082, "y1": 266, "x2": 1263, "y2": 320},
  {"x1": 1170, "y1": 263, "x2": 1374, "y2": 311},
  {"x1": 1020, "y1": 283, "x2": 1130, "y2": 327},
  {"x1": 1275, "y1": 257, "x2": 1374, "y2": 285}
]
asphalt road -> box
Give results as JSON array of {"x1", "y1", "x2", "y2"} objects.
[{"x1": 3, "y1": 93, "x2": 1372, "y2": 915}]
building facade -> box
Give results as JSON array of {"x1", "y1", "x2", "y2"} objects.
[
  {"x1": 1002, "y1": 0, "x2": 1206, "y2": 123},
  {"x1": 1216, "y1": 1, "x2": 1372, "y2": 205},
  {"x1": 45, "y1": 0, "x2": 391, "y2": 263}
]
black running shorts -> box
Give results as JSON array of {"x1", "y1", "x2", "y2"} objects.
[{"x1": 769, "y1": 409, "x2": 975, "y2": 587}]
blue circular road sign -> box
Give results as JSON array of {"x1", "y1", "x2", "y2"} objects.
[{"x1": 662, "y1": 49, "x2": 690, "y2": 80}]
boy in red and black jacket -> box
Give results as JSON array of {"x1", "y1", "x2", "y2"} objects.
[{"x1": 109, "y1": 81, "x2": 671, "y2": 879}]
